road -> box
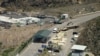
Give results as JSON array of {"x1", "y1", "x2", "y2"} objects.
[
  {"x1": 19, "y1": 12, "x2": 100, "y2": 56},
  {"x1": 49, "y1": 12, "x2": 100, "y2": 30}
]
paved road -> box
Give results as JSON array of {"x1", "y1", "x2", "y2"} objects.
[
  {"x1": 49, "y1": 12, "x2": 100, "y2": 30},
  {"x1": 19, "y1": 12, "x2": 100, "y2": 56}
]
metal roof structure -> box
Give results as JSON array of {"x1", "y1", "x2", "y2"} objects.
[
  {"x1": 71, "y1": 45, "x2": 87, "y2": 51},
  {"x1": 34, "y1": 30, "x2": 51, "y2": 38}
]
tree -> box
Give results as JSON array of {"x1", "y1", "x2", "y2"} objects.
[
  {"x1": 85, "y1": 54, "x2": 89, "y2": 56},
  {"x1": 0, "y1": 42, "x2": 2, "y2": 47}
]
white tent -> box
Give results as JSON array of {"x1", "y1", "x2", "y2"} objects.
[{"x1": 71, "y1": 45, "x2": 87, "y2": 51}]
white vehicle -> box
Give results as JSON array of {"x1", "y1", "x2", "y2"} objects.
[
  {"x1": 73, "y1": 32, "x2": 79, "y2": 38},
  {"x1": 53, "y1": 28, "x2": 58, "y2": 33}
]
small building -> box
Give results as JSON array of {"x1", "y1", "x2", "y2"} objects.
[
  {"x1": 33, "y1": 30, "x2": 51, "y2": 43},
  {"x1": 61, "y1": 14, "x2": 69, "y2": 19},
  {"x1": 71, "y1": 45, "x2": 87, "y2": 56}
]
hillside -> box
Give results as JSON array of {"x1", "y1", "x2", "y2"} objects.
[
  {"x1": 0, "y1": 0, "x2": 100, "y2": 11},
  {"x1": 77, "y1": 16, "x2": 100, "y2": 56}
]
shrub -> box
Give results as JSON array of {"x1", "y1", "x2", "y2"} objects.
[
  {"x1": 2, "y1": 48, "x2": 15, "y2": 56},
  {"x1": 85, "y1": 54, "x2": 89, "y2": 56}
]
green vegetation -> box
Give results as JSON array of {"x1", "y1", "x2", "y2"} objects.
[
  {"x1": 17, "y1": 37, "x2": 33, "y2": 53},
  {"x1": 0, "y1": 42, "x2": 2, "y2": 47},
  {"x1": 2, "y1": 48, "x2": 15, "y2": 56},
  {"x1": 38, "y1": 49, "x2": 50, "y2": 56},
  {"x1": 1, "y1": 35, "x2": 33, "y2": 56},
  {"x1": 68, "y1": 53, "x2": 72, "y2": 56},
  {"x1": 17, "y1": 42, "x2": 28, "y2": 53},
  {"x1": 85, "y1": 54, "x2": 89, "y2": 56}
]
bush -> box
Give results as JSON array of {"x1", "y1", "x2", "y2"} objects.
[
  {"x1": 0, "y1": 42, "x2": 2, "y2": 46},
  {"x1": 68, "y1": 53, "x2": 72, "y2": 56},
  {"x1": 2, "y1": 48, "x2": 15, "y2": 56},
  {"x1": 85, "y1": 54, "x2": 89, "y2": 56}
]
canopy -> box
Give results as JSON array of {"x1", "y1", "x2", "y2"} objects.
[{"x1": 71, "y1": 45, "x2": 87, "y2": 51}]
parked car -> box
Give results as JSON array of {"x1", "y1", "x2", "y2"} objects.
[
  {"x1": 73, "y1": 32, "x2": 79, "y2": 37},
  {"x1": 54, "y1": 21, "x2": 62, "y2": 24},
  {"x1": 38, "y1": 48, "x2": 43, "y2": 53},
  {"x1": 41, "y1": 44, "x2": 47, "y2": 48},
  {"x1": 37, "y1": 15, "x2": 47, "y2": 19},
  {"x1": 73, "y1": 32, "x2": 78, "y2": 35}
]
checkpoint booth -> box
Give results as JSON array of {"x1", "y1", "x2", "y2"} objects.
[{"x1": 71, "y1": 45, "x2": 87, "y2": 56}]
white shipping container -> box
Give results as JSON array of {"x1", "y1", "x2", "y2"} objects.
[{"x1": 61, "y1": 14, "x2": 69, "y2": 19}]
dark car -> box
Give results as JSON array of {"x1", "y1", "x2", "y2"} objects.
[
  {"x1": 38, "y1": 49, "x2": 43, "y2": 53},
  {"x1": 73, "y1": 32, "x2": 78, "y2": 35},
  {"x1": 67, "y1": 26, "x2": 79, "y2": 29},
  {"x1": 53, "y1": 21, "x2": 62, "y2": 24},
  {"x1": 53, "y1": 48, "x2": 60, "y2": 53},
  {"x1": 41, "y1": 44, "x2": 47, "y2": 48},
  {"x1": 37, "y1": 15, "x2": 47, "y2": 19}
]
